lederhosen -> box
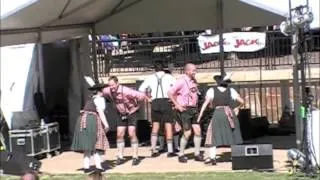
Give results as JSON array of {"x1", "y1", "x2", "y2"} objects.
[
  {"x1": 71, "y1": 97, "x2": 109, "y2": 152},
  {"x1": 205, "y1": 87, "x2": 243, "y2": 147},
  {"x1": 175, "y1": 78, "x2": 199, "y2": 131},
  {"x1": 109, "y1": 86, "x2": 138, "y2": 127},
  {"x1": 151, "y1": 73, "x2": 174, "y2": 124}
]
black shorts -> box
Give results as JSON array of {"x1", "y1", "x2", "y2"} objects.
[
  {"x1": 175, "y1": 107, "x2": 199, "y2": 131},
  {"x1": 116, "y1": 111, "x2": 138, "y2": 127},
  {"x1": 151, "y1": 98, "x2": 174, "y2": 123}
]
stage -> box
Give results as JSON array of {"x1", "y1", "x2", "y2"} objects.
[{"x1": 39, "y1": 135, "x2": 295, "y2": 174}]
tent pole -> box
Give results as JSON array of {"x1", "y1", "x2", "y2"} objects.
[
  {"x1": 91, "y1": 26, "x2": 99, "y2": 82},
  {"x1": 0, "y1": 23, "x2": 91, "y2": 35},
  {"x1": 37, "y1": 32, "x2": 45, "y2": 97},
  {"x1": 217, "y1": 0, "x2": 225, "y2": 75}
]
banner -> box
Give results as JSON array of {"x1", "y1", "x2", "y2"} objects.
[{"x1": 197, "y1": 32, "x2": 266, "y2": 54}]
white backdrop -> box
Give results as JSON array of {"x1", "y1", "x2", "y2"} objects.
[
  {"x1": 0, "y1": 43, "x2": 38, "y2": 128},
  {"x1": 1, "y1": 37, "x2": 92, "y2": 139}
]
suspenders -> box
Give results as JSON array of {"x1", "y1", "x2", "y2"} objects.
[{"x1": 155, "y1": 74, "x2": 165, "y2": 99}]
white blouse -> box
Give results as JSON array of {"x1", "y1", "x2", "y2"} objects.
[
  {"x1": 93, "y1": 95, "x2": 106, "y2": 111},
  {"x1": 205, "y1": 87, "x2": 239, "y2": 101}
]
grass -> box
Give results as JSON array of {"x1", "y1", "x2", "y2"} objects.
[{"x1": 1, "y1": 172, "x2": 318, "y2": 180}]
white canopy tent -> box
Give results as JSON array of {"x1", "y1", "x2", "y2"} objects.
[
  {"x1": 1, "y1": 0, "x2": 286, "y2": 46},
  {"x1": 1, "y1": 0, "x2": 287, "y2": 136}
]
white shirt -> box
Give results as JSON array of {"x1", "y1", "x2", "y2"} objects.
[
  {"x1": 205, "y1": 87, "x2": 239, "y2": 101},
  {"x1": 139, "y1": 71, "x2": 176, "y2": 100},
  {"x1": 93, "y1": 95, "x2": 106, "y2": 111}
]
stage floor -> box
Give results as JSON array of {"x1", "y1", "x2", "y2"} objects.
[{"x1": 39, "y1": 135, "x2": 295, "y2": 174}]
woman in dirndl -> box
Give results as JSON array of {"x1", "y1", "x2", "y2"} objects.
[
  {"x1": 197, "y1": 73, "x2": 244, "y2": 165},
  {"x1": 71, "y1": 83, "x2": 110, "y2": 173}
]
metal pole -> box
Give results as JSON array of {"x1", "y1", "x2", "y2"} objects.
[
  {"x1": 91, "y1": 26, "x2": 99, "y2": 82},
  {"x1": 292, "y1": 29, "x2": 302, "y2": 150},
  {"x1": 217, "y1": 0, "x2": 225, "y2": 75},
  {"x1": 37, "y1": 32, "x2": 45, "y2": 96}
]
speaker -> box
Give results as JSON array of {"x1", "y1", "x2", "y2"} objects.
[
  {"x1": 137, "y1": 120, "x2": 151, "y2": 145},
  {"x1": 11, "y1": 111, "x2": 40, "y2": 130},
  {"x1": 250, "y1": 116, "x2": 269, "y2": 138},
  {"x1": 238, "y1": 109, "x2": 252, "y2": 140},
  {"x1": 0, "y1": 151, "x2": 41, "y2": 175},
  {"x1": 105, "y1": 101, "x2": 120, "y2": 132},
  {"x1": 231, "y1": 144, "x2": 273, "y2": 170}
]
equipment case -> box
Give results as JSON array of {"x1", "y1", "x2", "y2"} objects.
[{"x1": 9, "y1": 128, "x2": 45, "y2": 157}]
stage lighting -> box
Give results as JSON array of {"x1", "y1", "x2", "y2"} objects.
[
  {"x1": 279, "y1": 5, "x2": 314, "y2": 36},
  {"x1": 303, "y1": 11, "x2": 314, "y2": 24},
  {"x1": 280, "y1": 20, "x2": 295, "y2": 36},
  {"x1": 287, "y1": 148, "x2": 306, "y2": 167}
]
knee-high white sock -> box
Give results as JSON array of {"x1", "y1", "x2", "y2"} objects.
[
  {"x1": 179, "y1": 136, "x2": 188, "y2": 156},
  {"x1": 131, "y1": 140, "x2": 139, "y2": 159},
  {"x1": 167, "y1": 139, "x2": 173, "y2": 153},
  {"x1": 209, "y1": 146, "x2": 217, "y2": 159},
  {"x1": 93, "y1": 152, "x2": 102, "y2": 169},
  {"x1": 117, "y1": 140, "x2": 125, "y2": 159},
  {"x1": 83, "y1": 151, "x2": 91, "y2": 169},
  {"x1": 150, "y1": 133, "x2": 158, "y2": 151},
  {"x1": 193, "y1": 135, "x2": 202, "y2": 156}
]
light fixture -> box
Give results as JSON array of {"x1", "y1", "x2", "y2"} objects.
[
  {"x1": 287, "y1": 148, "x2": 306, "y2": 167},
  {"x1": 280, "y1": 20, "x2": 295, "y2": 36},
  {"x1": 279, "y1": 5, "x2": 314, "y2": 36},
  {"x1": 303, "y1": 11, "x2": 314, "y2": 24}
]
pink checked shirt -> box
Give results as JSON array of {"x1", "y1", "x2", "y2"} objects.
[
  {"x1": 169, "y1": 74, "x2": 198, "y2": 107},
  {"x1": 103, "y1": 85, "x2": 147, "y2": 115}
]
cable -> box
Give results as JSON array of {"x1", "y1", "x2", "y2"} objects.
[
  {"x1": 299, "y1": 26, "x2": 320, "y2": 175},
  {"x1": 304, "y1": 28, "x2": 320, "y2": 171}
]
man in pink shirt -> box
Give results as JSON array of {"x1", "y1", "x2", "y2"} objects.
[
  {"x1": 103, "y1": 76, "x2": 149, "y2": 166},
  {"x1": 168, "y1": 63, "x2": 203, "y2": 163}
]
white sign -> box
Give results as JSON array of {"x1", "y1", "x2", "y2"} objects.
[{"x1": 197, "y1": 32, "x2": 266, "y2": 54}]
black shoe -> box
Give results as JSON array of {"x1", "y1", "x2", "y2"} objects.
[
  {"x1": 83, "y1": 168, "x2": 91, "y2": 173},
  {"x1": 167, "y1": 152, "x2": 177, "y2": 158},
  {"x1": 204, "y1": 158, "x2": 217, "y2": 165},
  {"x1": 116, "y1": 157, "x2": 125, "y2": 165},
  {"x1": 132, "y1": 158, "x2": 140, "y2": 166},
  {"x1": 178, "y1": 155, "x2": 188, "y2": 163},
  {"x1": 151, "y1": 151, "x2": 160, "y2": 157},
  {"x1": 194, "y1": 154, "x2": 204, "y2": 162},
  {"x1": 95, "y1": 167, "x2": 105, "y2": 173}
]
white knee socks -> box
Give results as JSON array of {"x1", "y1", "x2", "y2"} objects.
[
  {"x1": 93, "y1": 152, "x2": 102, "y2": 169},
  {"x1": 117, "y1": 140, "x2": 125, "y2": 159},
  {"x1": 83, "y1": 151, "x2": 103, "y2": 169},
  {"x1": 209, "y1": 146, "x2": 217, "y2": 159},
  {"x1": 83, "y1": 151, "x2": 91, "y2": 169}
]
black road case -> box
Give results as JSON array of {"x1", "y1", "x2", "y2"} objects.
[
  {"x1": 41, "y1": 122, "x2": 61, "y2": 157},
  {"x1": 9, "y1": 128, "x2": 45, "y2": 157}
]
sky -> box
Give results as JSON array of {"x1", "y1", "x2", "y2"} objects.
[
  {"x1": 0, "y1": 0, "x2": 38, "y2": 18},
  {"x1": 244, "y1": 0, "x2": 319, "y2": 29}
]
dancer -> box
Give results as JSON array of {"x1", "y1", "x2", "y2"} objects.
[
  {"x1": 168, "y1": 63, "x2": 204, "y2": 163},
  {"x1": 197, "y1": 73, "x2": 244, "y2": 165},
  {"x1": 103, "y1": 76, "x2": 149, "y2": 166},
  {"x1": 71, "y1": 78, "x2": 109, "y2": 173},
  {"x1": 139, "y1": 62, "x2": 177, "y2": 157}
]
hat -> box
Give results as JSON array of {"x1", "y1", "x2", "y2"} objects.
[
  {"x1": 213, "y1": 72, "x2": 233, "y2": 84},
  {"x1": 88, "y1": 83, "x2": 108, "y2": 91},
  {"x1": 84, "y1": 76, "x2": 108, "y2": 91}
]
